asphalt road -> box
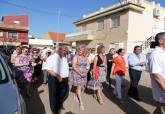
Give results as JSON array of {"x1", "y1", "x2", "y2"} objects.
[{"x1": 24, "y1": 71, "x2": 155, "y2": 114}]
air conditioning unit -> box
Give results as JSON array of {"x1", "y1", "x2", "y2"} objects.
[{"x1": 153, "y1": 8, "x2": 160, "y2": 17}]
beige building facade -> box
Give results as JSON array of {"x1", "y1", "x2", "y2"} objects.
[{"x1": 66, "y1": 0, "x2": 165, "y2": 53}]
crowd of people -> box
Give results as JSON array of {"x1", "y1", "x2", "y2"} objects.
[{"x1": 9, "y1": 32, "x2": 165, "y2": 114}]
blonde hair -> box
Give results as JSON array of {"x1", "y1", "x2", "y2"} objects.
[{"x1": 76, "y1": 45, "x2": 87, "y2": 56}]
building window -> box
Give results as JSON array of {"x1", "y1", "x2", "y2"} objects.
[
  {"x1": 82, "y1": 25, "x2": 87, "y2": 31},
  {"x1": 0, "y1": 31, "x2": 3, "y2": 37},
  {"x1": 110, "y1": 16, "x2": 120, "y2": 28},
  {"x1": 97, "y1": 19, "x2": 104, "y2": 31},
  {"x1": 13, "y1": 21, "x2": 20, "y2": 25},
  {"x1": 8, "y1": 32, "x2": 18, "y2": 38}
]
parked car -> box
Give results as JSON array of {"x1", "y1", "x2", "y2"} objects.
[{"x1": 0, "y1": 52, "x2": 27, "y2": 114}]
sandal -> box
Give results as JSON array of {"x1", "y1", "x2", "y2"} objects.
[
  {"x1": 98, "y1": 99, "x2": 103, "y2": 105},
  {"x1": 79, "y1": 103, "x2": 84, "y2": 110},
  {"x1": 97, "y1": 96, "x2": 103, "y2": 105},
  {"x1": 92, "y1": 94, "x2": 97, "y2": 100}
]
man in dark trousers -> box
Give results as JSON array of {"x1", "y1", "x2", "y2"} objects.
[
  {"x1": 45, "y1": 45, "x2": 69, "y2": 114},
  {"x1": 128, "y1": 46, "x2": 146, "y2": 101},
  {"x1": 106, "y1": 48, "x2": 115, "y2": 88}
]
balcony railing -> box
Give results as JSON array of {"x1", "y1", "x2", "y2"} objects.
[
  {"x1": 65, "y1": 30, "x2": 95, "y2": 42},
  {"x1": 66, "y1": 30, "x2": 92, "y2": 37},
  {"x1": 0, "y1": 23, "x2": 28, "y2": 31}
]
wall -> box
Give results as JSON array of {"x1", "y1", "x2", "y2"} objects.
[
  {"x1": 127, "y1": 2, "x2": 165, "y2": 53},
  {"x1": 2, "y1": 15, "x2": 28, "y2": 27},
  {"x1": 0, "y1": 30, "x2": 28, "y2": 43},
  {"x1": 75, "y1": 10, "x2": 129, "y2": 52}
]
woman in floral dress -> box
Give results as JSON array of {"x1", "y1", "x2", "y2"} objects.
[
  {"x1": 15, "y1": 46, "x2": 33, "y2": 97},
  {"x1": 72, "y1": 45, "x2": 89, "y2": 110}
]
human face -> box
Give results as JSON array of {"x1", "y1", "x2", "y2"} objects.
[
  {"x1": 59, "y1": 46, "x2": 68, "y2": 57},
  {"x1": 110, "y1": 49, "x2": 115, "y2": 55},
  {"x1": 16, "y1": 47, "x2": 21, "y2": 54},
  {"x1": 33, "y1": 51, "x2": 38, "y2": 56},
  {"x1": 78, "y1": 48, "x2": 85, "y2": 56},
  {"x1": 159, "y1": 38, "x2": 165, "y2": 48},
  {"x1": 22, "y1": 48, "x2": 29, "y2": 55},
  {"x1": 134, "y1": 47, "x2": 142, "y2": 55},
  {"x1": 121, "y1": 49, "x2": 125, "y2": 56},
  {"x1": 101, "y1": 47, "x2": 105, "y2": 54}
]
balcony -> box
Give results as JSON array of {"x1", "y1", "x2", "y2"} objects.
[
  {"x1": 0, "y1": 23, "x2": 28, "y2": 32},
  {"x1": 65, "y1": 30, "x2": 96, "y2": 42}
]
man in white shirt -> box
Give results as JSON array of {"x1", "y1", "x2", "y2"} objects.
[
  {"x1": 45, "y1": 45, "x2": 69, "y2": 114},
  {"x1": 148, "y1": 32, "x2": 165, "y2": 114},
  {"x1": 128, "y1": 46, "x2": 146, "y2": 101}
]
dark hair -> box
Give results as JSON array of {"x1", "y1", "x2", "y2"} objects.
[
  {"x1": 134, "y1": 45, "x2": 141, "y2": 52},
  {"x1": 97, "y1": 45, "x2": 105, "y2": 54},
  {"x1": 155, "y1": 32, "x2": 165, "y2": 46},
  {"x1": 117, "y1": 48, "x2": 124, "y2": 55},
  {"x1": 150, "y1": 32, "x2": 165, "y2": 48},
  {"x1": 109, "y1": 48, "x2": 114, "y2": 52},
  {"x1": 22, "y1": 46, "x2": 29, "y2": 50}
]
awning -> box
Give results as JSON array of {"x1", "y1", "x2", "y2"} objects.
[
  {"x1": 28, "y1": 39, "x2": 53, "y2": 46},
  {"x1": 0, "y1": 41, "x2": 21, "y2": 46}
]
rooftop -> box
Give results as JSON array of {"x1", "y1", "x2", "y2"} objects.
[
  {"x1": 45, "y1": 32, "x2": 65, "y2": 42},
  {"x1": 74, "y1": 0, "x2": 164, "y2": 25}
]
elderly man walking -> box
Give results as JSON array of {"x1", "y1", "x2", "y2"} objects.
[
  {"x1": 45, "y1": 45, "x2": 69, "y2": 114},
  {"x1": 148, "y1": 32, "x2": 165, "y2": 114}
]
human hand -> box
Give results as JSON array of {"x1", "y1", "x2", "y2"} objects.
[
  {"x1": 139, "y1": 62, "x2": 145, "y2": 66},
  {"x1": 23, "y1": 63, "x2": 29, "y2": 66},
  {"x1": 110, "y1": 74, "x2": 113, "y2": 79},
  {"x1": 81, "y1": 72, "x2": 87, "y2": 77},
  {"x1": 57, "y1": 76, "x2": 62, "y2": 82}
]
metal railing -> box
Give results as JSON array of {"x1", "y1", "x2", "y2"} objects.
[{"x1": 141, "y1": 36, "x2": 154, "y2": 52}]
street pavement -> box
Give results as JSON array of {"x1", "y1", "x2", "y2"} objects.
[{"x1": 24, "y1": 71, "x2": 155, "y2": 114}]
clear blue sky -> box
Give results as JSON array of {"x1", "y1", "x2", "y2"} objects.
[{"x1": 0, "y1": 0, "x2": 164, "y2": 37}]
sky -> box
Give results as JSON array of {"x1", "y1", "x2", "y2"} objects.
[{"x1": 0, "y1": 0, "x2": 164, "y2": 37}]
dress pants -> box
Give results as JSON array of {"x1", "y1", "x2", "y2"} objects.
[
  {"x1": 128, "y1": 68, "x2": 142, "y2": 100},
  {"x1": 48, "y1": 76, "x2": 69, "y2": 114}
]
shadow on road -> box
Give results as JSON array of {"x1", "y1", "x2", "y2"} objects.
[
  {"x1": 102, "y1": 79, "x2": 154, "y2": 114},
  {"x1": 65, "y1": 111, "x2": 76, "y2": 114},
  {"x1": 22, "y1": 82, "x2": 46, "y2": 114}
]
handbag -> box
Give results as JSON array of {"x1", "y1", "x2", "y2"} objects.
[
  {"x1": 93, "y1": 66, "x2": 99, "y2": 80},
  {"x1": 87, "y1": 78, "x2": 100, "y2": 91}
]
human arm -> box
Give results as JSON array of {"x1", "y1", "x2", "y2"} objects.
[
  {"x1": 110, "y1": 63, "x2": 115, "y2": 79},
  {"x1": 153, "y1": 73, "x2": 165, "y2": 91},
  {"x1": 72, "y1": 56, "x2": 84, "y2": 77},
  {"x1": 149, "y1": 55, "x2": 165, "y2": 91},
  {"x1": 92, "y1": 55, "x2": 98, "y2": 79},
  {"x1": 104, "y1": 56, "x2": 107, "y2": 70},
  {"x1": 47, "y1": 70, "x2": 62, "y2": 82},
  {"x1": 128, "y1": 54, "x2": 144, "y2": 67},
  {"x1": 45, "y1": 56, "x2": 62, "y2": 81},
  {"x1": 14, "y1": 57, "x2": 29, "y2": 67}
]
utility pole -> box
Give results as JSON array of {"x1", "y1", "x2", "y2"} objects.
[{"x1": 56, "y1": 9, "x2": 60, "y2": 51}]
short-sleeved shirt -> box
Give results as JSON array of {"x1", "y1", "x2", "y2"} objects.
[
  {"x1": 148, "y1": 47, "x2": 165, "y2": 103},
  {"x1": 45, "y1": 53, "x2": 69, "y2": 78},
  {"x1": 112, "y1": 56, "x2": 126, "y2": 76}
]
